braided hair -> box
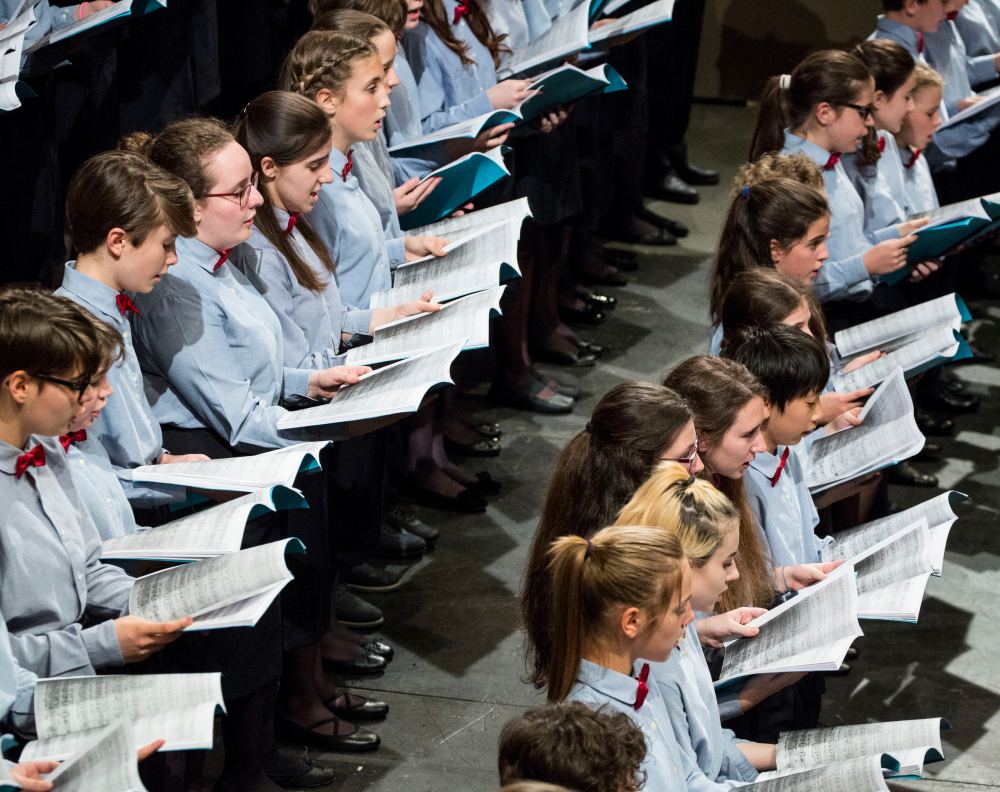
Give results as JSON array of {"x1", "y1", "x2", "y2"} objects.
[{"x1": 278, "y1": 29, "x2": 378, "y2": 101}]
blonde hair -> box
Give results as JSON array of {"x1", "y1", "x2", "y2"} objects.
[
  {"x1": 545, "y1": 526, "x2": 687, "y2": 702},
  {"x1": 736, "y1": 152, "x2": 824, "y2": 192},
  {"x1": 615, "y1": 462, "x2": 738, "y2": 568},
  {"x1": 278, "y1": 29, "x2": 377, "y2": 101},
  {"x1": 913, "y1": 62, "x2": 944, "y2": 92}
]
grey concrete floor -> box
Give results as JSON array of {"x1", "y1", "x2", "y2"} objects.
[{"x1": 284, "y1": 103, "x2": 1000, "y2": 790}]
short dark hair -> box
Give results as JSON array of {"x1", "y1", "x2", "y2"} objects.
[
  {"x1": 310, "y1": 0, "x2": 406, "y2": 36},
  {"x1": 721, "y1": 324, "x2": 829, "y2": 411},
  {"x1": 0, "y1": 287, "x2": 104, "y2": 386},
  {"x1": 882, "y1": 0, "x2": 926, "y2": 11},
  {"x1": 498, "y1": 703, "x2": 646, "y2": 792}
]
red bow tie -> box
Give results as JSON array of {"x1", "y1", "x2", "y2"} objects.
[
  {"x1": 116, "y1": 293, "x2": 140, "y2": 316},
  {"x1": 917, "y1": 31, "x2": 925, "y2": 54},
  {"x1": 214, "y1": 248, "x2": 233, "y2": 271},
  {"x1": 634, "y1": 663, "x2": 651, "y2": 711},
  {"x1": 342, "y1": 149, "x2": 354, "y2": 182},
  {"x1": 824, "y1": 152, "x2": 841, "y2": 170},
  {"x1": 770, "y1": 446, "x2": 791, "y2": 487},
  {"x1": 15, "y1": 444, "x2": 46, "y2": 480},
  {"x1": 946, "y1": 10, "x2": 958, "y2": 20},
  {"x1": 906, "y1": 148, "x2": 923, "y2": 168},
  {"x1": 285, "y1": 211, "x2": 301, "y2": 235},
  {"x1": 452, "y1": 0, "x2": 469, "y2": 24},
  {"x1": 877, "y1": 136, "x2": 886, "y2": 153},
  {"x1": 59, "y1": 430, "x2": 87, "y2": 451}
]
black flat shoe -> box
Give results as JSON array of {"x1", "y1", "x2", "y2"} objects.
[
  {"x1": 275, "y1": 713, "x2": 380, "y2": 753},
  {"x1": 267, "y1": 761, "x2": 337, "y2": 789},
  {"x1": 385, "y1": 502, "x2": 439, "y2": 544},
  {"x1": 335, "y1": 585, "x2": 384, "y2": 629},
  {"x1": 886, "y1": 460, "x2": 938, "y2": 488},
  {"x1": 648, "y1": 174, "x2": 700, "y2": 204},
  {"x1": 558, "y1": 305, "x2": 606, "y2": 325},
  {"x1": 401, "y1": 480, "x2": 487, "y2": 513},
  {"x1": 602, "y1": 247, "x2": 638, "y2": 269},
  {"x1": 577, "y1": 340, "x2": 604, "y2": 356},
  {"x1": 342, "y1": 563, "x2": 403, "y2": 593},
  {"x1": 582, "y1": 292, "x2": 617, "y2": 309},
  {"x1": 915, "y1": 407, "x2": 954, "y2": 436},
  {"x1": 443, "y1": 435, "x2": 503, "y2": 455},
  {"x1": 915, "y1": 443, "x2": 942, "y2": 461},
  {"x1": 470, "y1": 471, "x2": 502, "y2": 496},
  {"x1": 377, "y1": 521, "x2": 426, "y2": 559},
  {"x1": 577, "y1": 267, "x2": 628, "y2": 287},
  {"x1": 469, "y1": 421, "x2": 501, "y2": 439},
  {"x1": 488, "y1": 380, "x2": 574, "y2": 414},
  {"x1": 322, "y1": 645, "x2": 388, "y2": 675},
  {"x1": 921, "y1": 385, "x2": 978, "y2": 413},
  {"x1": 639, "y1": 207, "x2": 689, "y2": 237},
  {"x1": 322, "y1": 692, "x2": 390, "y2": 721},
  {"x1": 676, "y1": 162, "x2": 720, "y2": 185},
  {"x1": 610, "y1": 227, "x2": 677, "y2": 246},
  {"x1": 532, "y1": 346, "x2": 597, "y2": 367},
  {"x1": 364, "y1": 637, "x2": 393, "y2": 660}
]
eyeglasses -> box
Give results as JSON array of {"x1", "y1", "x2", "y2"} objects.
[
  {"x1": 35, "y1": 374, "x2": 93, "y2": 403},
  {"x1": 204, "y1": 172, "x2": 259, "y2": 209},
  {"x1": 662, "y1": 434, "x2": 700, "y2": 472},
  {"x1": 829, "y1": 100, "x2": 874, "y2": 121}
]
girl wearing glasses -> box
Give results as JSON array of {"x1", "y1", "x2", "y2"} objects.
[{"x1": 750, "y1": 50, "x2": 927, "y2": 311}]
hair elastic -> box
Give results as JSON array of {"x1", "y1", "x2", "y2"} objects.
[
  {"x1": 740, "y1": 185, "x2": 750, "y2": 199},
  {"x1": 779, "y1": 74, "x2": 791, "y2": 90},
  {"x1": 585, "y1": 539, "x2": 594, "y2": 558},
  {"x1": 239, "y1": 103, "x2": 250, "y2": 118},
  {"x1": 584, "y1": 421, "x2": 594, "y2": 434}
]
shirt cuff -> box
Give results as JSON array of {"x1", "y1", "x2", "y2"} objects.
[
  {"x1": 387, "y1": 237, "x2": 406, "y2": 270},
  {"x1": 468, "y1": 91, "x2": 496, "y2": 119},
  {"x1": 53, "y1": 5, "x2": 78, "y2": 29},
  {"x1": 343, "y1": 308, "x2": 375, "y2": 335},
  {"x1": 82, "y1": 620, "x2": 125, "y2": 669},
  {"x1": 283, "y1": 368, "x2": 314, "y2": 399},
  {"x1": 969, "y1": 54, "x2": 999, "y2": 85},
  {"x1": 717, "y1": 692, "x2": 744, "y2": 721},
  {"x1": 872, "y1": 223, "x2": 901, "y2": 243}
]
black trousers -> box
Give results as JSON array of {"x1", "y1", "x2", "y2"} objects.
[{"x1": 726, "y1": 672, "x2": 825, "y2": 743}]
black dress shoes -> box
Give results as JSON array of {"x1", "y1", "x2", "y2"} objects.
[
  {"x1": 323, "y1": 643, "x2": 389, "y2": 675},
  {"x1": 649, "y1": 174, "x2": 700, "y2": 204},
  {"x1": 639, "y1": 207, "x2": 689, "y2": 237},
  {"x1": 385, "y1": 502, "x2": 440, "y2": 544},
  {"x1": 921, "y1": 381, "x2": 978, "y2": 413},
  {"x1": 322, "y1": 692, "x2": 390, "y2": 721},
  {"x1": 676, "y1": 162, "x2": 721, "y2": 185},
  {"x1": 582, "y1": 292, "x2": 616, "y2": 309},
  {"x1": 275, "y1": 713, "x2": 381, "y2": 752},
  {"x1": 377, "y1": 521, "x2": 427, "y2": 559},
  {"x1": 915, "y1": 407, "x2": 954, "y2": 436},
  {"x1": 558, "y1": 304, "x2": 606, "y2": 325},
  {"x1": 365, "y1": 637, "x2": 393, "y2": 660},
  {"x1": 887, "y1": 461, "x2": 938, "y2": 488},
  {"x1": 334, "y1": 585, "x2": 384, "y2": 629},
  {"x1": 342, "y1": 563, "x2": 403, "y2": 593}
]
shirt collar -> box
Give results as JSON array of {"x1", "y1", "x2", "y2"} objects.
[
  {"x1": 782, "y1": 129, "x2": 835, "y2": 169},
  {"x1": 576, "y1": 659, "x2": 646, "y2": 706},
  {"x1": 748, "y1": 445, "x2": 788, "y2": 479},
  {"x1": 177, "y1": 235, "x2": 232, "y2": 275},
  {"x1": 328, "y1": 147, "x2": 357, "y2": 186},
  {"x1": 60, "y1": 262, "x2": 126, "y2": 327},
  {"x1": 0, "y1": 439, "x2": 30, "y2": 477},
  {"x1": 875, "y1": 16, "x2": 923, "y2": 56}
]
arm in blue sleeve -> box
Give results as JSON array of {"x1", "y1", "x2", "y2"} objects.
[
  {"x1": 812, "y1": 254, "x2": 871, "y2": 302},
  {"x1": 720, "y1": 731, "x2": 759, "y2": 782},
  {"x1": 872, "y1": 223, "x2": 901, "y2": 243},
  {"x1": 421, "y1": 91, "x2": 495, "y2": 134},
  {"x1": 967, "y1": 52, "x2": 999, "y2": 85}
]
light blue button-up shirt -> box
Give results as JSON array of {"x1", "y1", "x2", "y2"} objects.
[
  {"x1": 781, "y1": 130, "x2": 887, "y2": 302},
  {"x1": 130, "y1": 236, "x2": 319, "y2": 452},
  {"x1": 745, "y1": 441, "x2": 829, "y2": 568},
  {"x1": 0, "y1": 607, "x2": 36, "y2": 737},
  {"x1": 385, "y1": 47, "x2": 452, "y2": 182},
  {"x1": 402, "y1": 5, "x2": 498, "y2": 133},
  {"x1": 63, "y1": 433, "x2": 140, "y2": 541},
  {"x1": 977, "y1": 0, "x2": 1000, "y2": 31},
  {"x1": 927, "y1": 16, "x2": 999, "y2": 88},
  {"x1": 650, "y1": 621, "x2": 758, "y2": 790},
  {"x1": 899, "y1": 148, "x2": 940, "y2": 214},
  {"x1": 955, "y1": 0, "x2": 1000, "y2": 62},
  {"x1": 355, "y1": 135, "x2": 405, "y2": 240},
  {"x1": 568, "y1": 659, "x2": 695, "y2": 792},
  {"x1": 231, "y1": 210, "x2": 371, "y2": 370},
  {"x1": 0, "y1": 0, "x2": 75, "y2": 49},
  {"x1": 55, "y1": 263, "x2": 186, "y2": 508},
  {"x1": 841, "y1": 132, "x2": 908, "y2": 245},
  {"x1": 312, "y1": 147, "x2": 403, "y2": 311},
  {"x1": 0, "y1": 436, "x2": 132, "y2": 679}
]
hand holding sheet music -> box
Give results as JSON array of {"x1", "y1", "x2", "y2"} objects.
[
  {"x1": 588, "y1": 0, "x2": 674, "y2": 41},
  {"x1": 41, "y1": 717, "x2": 146, "y2": 792},
  {"x1": 834, "y1": 294, "x2": 968, "y2": 357},
  {"x1": 832, "y1": 324, "x2": 965, "y2": 393},
  {"x1": 499, "y1": 0, "x2": 593, "y2": 76},
  {"x1": 746, "y1": 752, "x2": 890, "y2": 791},
  {"x1": 407, "y1": 197, "x2": 531, "y2": 240}
]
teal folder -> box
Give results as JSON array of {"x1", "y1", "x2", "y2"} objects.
[
  {"x1": 399, "y1": 151, "x2": 511, "y2": 230},
  {"x1": 517, "y1": 64, "x2": 627, "y2": 123}
]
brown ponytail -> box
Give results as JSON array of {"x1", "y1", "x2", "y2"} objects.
[
  {"x1": 521, "y1": 382, "x2": 693, "y2": 690},
  {"x1": 749, "y1": 50, "x2": 873, "y2": 161},
  {"x1": 232, "y1": 91, "x2": 335, "y2": 293},
  {"x1": 419, "y1": 0, "x2": 509, "y2": 70},
  {"x1": 662, "y1": 357, "x2": 775, "y2": 611},
  {"x1": 545, "y1": 526, "x2": 687, "y2": 703}
]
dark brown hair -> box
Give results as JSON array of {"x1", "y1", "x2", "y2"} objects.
[
  {"x1": 498, "y1": 702, "x2": 647, "y2": 792},
  {"x1": 0, "y1": 287, "x2": 104, "y2": 386},
  {"x1": 313, "y1": 7, "x2": 392, "y2": 41},
  {"x1": 662, "y1": 357, "x2": 774, "y2": 611},
  {"x1": 279, "y1": 29, "x2": 379, "y2": 101},
  {"x1": 119, "y1": 118, "x2": 235, "y2": 201},
  {"x1": 711, "y1": 177, "x2": 828, "y2": 322},
  {"x1": 853, "y1": 39, "x2": 916, "y2": 167},
  {"x1": 85, "y1": 312, "x2": 126, "y2": 372},
  {"x1": 545, "y1": 526, "x2": 686, "y2": 702},
  {"x1": 66, "y1": 151, "x2": 197, "y2": 255},
  {"x1": 312, "y1": 0, "x2": 406, "y2": 36},
  {"x1": 232, "y1": 91, "x2": 335, "y2": 293},
  {"x1": 750, "y1": 50, "x2": 873, "y2": 161},
  {"x1": 721, "y1": 269, "x2": 828, "y2": 348},
  {"x1": 420, "y1": 0, "x2": 509, "y2": 69},
  {"x1": 521, "y1": 382, "x2": 693, "y2": 689}
]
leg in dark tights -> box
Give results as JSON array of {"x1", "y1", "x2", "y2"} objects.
[{"x1": 216, "y1": 681, "x2": 283, "y2": 792}]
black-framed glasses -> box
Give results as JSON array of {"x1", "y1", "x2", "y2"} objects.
[
  {"x1": 829, "y1": 100, "x2": 873, "y2": 121},
  {"x1": 662, "y1": 433, "x2": 700, "y2": 472},
  {"x1": 35, "y1": 374, "x2": 92, "y2": 402},
  {"x1": 204, "y1": 172, "x2": 259, "y2": 208}
]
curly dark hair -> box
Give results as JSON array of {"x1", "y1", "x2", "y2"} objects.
[{"x1": 498, "y1": 703, "x2": 647, "y2": 792}]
